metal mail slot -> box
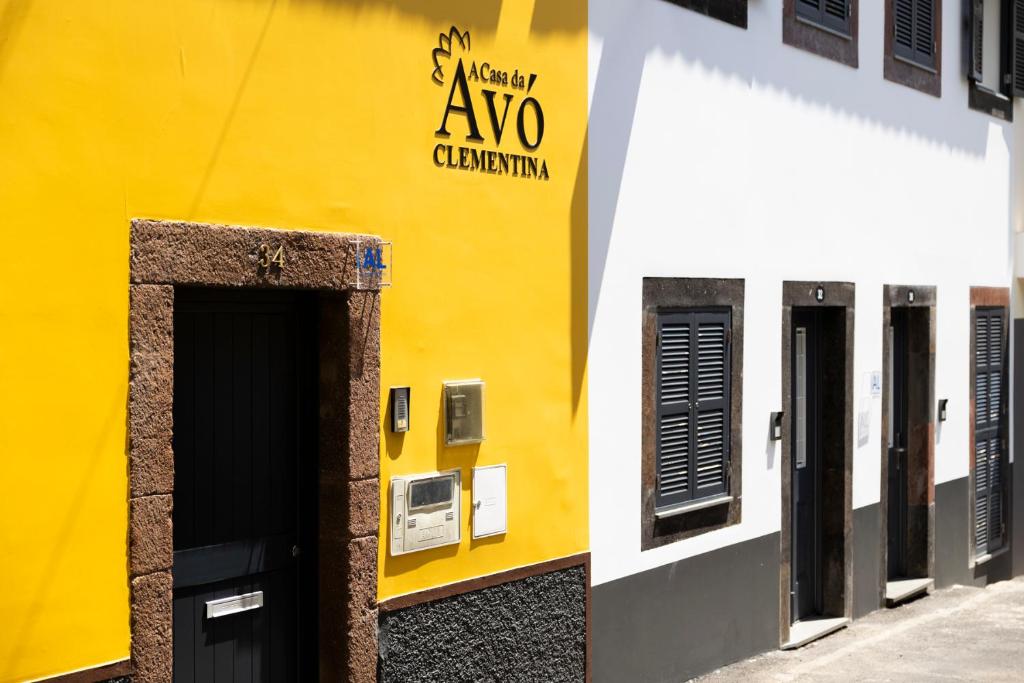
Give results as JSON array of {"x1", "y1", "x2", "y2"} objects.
[{"x1": 205, "y1": 591, "x2": 264, "y2": 619}]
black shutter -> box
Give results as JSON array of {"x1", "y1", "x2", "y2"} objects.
[
  {"x1": 969, "y1": 0, "x2": 984, "y2": 82},
  {"x1": 797, "y1": 0, "x2": 852, "y2": 37},
  {"x1": 974, "y1": 308, "x2": 1006, "y2": 554},
  {"x1": 694, "y1": 313, "x2": 730, "y2": 498},
  {"x1": 654, "y1": 310, "x2": 731, "y2": 511},
  {"x1": 1013, "y1": 0, "x2": 1024, "y2": 95},
  {"x1": 655, "y1": 313, "x2": 692, "y2": 509},
  {"x1": 894, "y1": 0, "x2": 935, "y2": 68}
]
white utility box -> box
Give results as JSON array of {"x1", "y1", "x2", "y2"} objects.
[
  {"x1": 390, "y1": 470, "x2": 461, "y2": 556},
  {"x1": 472, "y1": 464, "x2": 507, "y2": 538}
]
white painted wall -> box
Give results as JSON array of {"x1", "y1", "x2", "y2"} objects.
[{"x1": 589, "y1": 0, "x2": 1016, "y2": 586}]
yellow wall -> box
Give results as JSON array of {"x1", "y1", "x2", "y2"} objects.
[{"x1": 0, "y1": 1, "x2": 586, "y2": 680}]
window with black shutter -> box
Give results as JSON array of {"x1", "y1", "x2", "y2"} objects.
[
  {"x1": 796, "y1": 0, "x2": 852, "y2": 37},
  {"x1": 974, "y1": 307, "x2": 1007, "y2": 556},
  {"x1": 654, "y1": 310, "x2": 731, "y2": 512},
  {"x1": 965, "y1": 0, "x2": 1015, "y2": 118},
  {"x1": 659, "y1": 0, "x2": 748, "y2": 29},
  {"x1": 893, "y1": 0, "x2": 936, "y2": 69},
  {"x1": 884, "y1": 0, "x2": 941, "y2": 96},
  {"x1": 642, "y1": 278, "x2": 743, "y2": 550},
  {"x1": 784, "y1": 0, "x2": 858, "y2": 67}
]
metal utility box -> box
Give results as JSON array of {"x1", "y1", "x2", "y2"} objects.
[
  {"x1": 444, "y1": 380, "x2": 485, "y2": 445},
  {"x1": 390, "y1": 470, "x2": 461, "y2": 556},
  {"x1": 472, "y1": 464, "x2": 507, "y2": 539}
]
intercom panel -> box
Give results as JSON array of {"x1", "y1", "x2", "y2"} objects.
[{"x1": 390, "y1": 470, "x2": 461, "y2": 556}]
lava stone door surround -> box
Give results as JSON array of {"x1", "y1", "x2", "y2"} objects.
[
  {"x1": 127, "y1": 220, "x2": 382, "y2": 683},
  {"x1": 779, "y1": 282, "x2": 854, "y2": 645},
  {"x1": 879, "y1": 286, "x2": 936, "y2": 604}
]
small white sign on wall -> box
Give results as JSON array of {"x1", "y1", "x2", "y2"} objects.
[
  {"x1": 472, "y1": 464, "x2": 507, "y2": 539},
  {"x1": 870, "y1": 371, "x2": 882, "y2": 397}
]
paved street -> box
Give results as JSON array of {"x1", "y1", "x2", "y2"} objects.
[{"x1": 695, "y1": 577, "x2": 1024, "y2": 682}]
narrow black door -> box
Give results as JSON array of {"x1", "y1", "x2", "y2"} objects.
[
  {"x1": 887, "y1": 309, "x2": 909, "y2": 579},
  {"x1": 791, "y1": 309, "x2": 822, "y2": 622},
  {"x1": 172, "y1": 288, "x2": 317, "y2": 682}
]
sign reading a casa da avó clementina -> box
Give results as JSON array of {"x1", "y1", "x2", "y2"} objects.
[{"x1": 431, "y1": 27, "x2": 550, "y2": 181}]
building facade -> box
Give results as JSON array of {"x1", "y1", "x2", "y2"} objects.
[
  {"x1": 589, "y1": 0, "x2": 1024, "y2": 681},
  {"x1": 0, "y1": 2, "x2": 587, "y2": 682},
  {"x1": 5, "y1": 1, "x2": 1024, "y2": 682}
]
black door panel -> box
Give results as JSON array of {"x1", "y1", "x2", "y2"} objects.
[
  {"x1": 887, "y1": 309, "x2": 909, "y2": 579},
  {"x1": 172, "y1": 289, "x2": 317, "y2": 682},
  {"x1": 792, "y1": 309, "x2": 822, "y2": 622}
]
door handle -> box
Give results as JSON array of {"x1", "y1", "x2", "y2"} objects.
[{"x1": 206, "y1": 591, "x2": 264, "y2": 619}]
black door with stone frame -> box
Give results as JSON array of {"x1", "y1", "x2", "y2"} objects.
[
  {"x1": 172, "y1": 288, "x2": 318, "y2": 682},
  {"x1": 791, "y1": 309, "x2": 823, "y2": 622},
  {"x1": 887, "y1": 308, "x2": 910, "y2": 579}
]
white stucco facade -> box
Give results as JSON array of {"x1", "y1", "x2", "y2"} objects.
[{"x1": 588, "y1": 0, "x2": 1017, "y2": 587}]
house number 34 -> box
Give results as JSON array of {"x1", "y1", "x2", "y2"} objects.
[{"x1": 257, "y1": 244, "x2": 285, "y2": 269}]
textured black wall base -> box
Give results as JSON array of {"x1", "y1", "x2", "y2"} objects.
[
  {"x1": 852, "y1": 503, "x2": 881, "y2": 618},
  {"x1": 592, "y1": 532, "x2": 779, "y2": 683},
  {"x1": 378, "y1": 565, "x2": 586, "y2": 683}
]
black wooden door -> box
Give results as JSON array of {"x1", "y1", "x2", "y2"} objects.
[
  {"x1": 172, "y1": 288, "x2": 317, "y2": 682},
  {"x1": 887, "y1": 309, "x2": 909, "y2": 579},
  {"x1": 792, "y1": 309, "x2": 823, "y2": 622}
]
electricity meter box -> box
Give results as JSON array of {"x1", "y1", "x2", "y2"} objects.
[
  {"x1": 444, "y1": 380, "x2": 485, "y2": 445},
  {"x1": 390, "y1": 470, "x2": 461, "y2": 556}
]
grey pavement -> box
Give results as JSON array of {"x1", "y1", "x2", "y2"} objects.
[{"x1": 694, "y1": 576, "x2": 1024, "y2": 682}]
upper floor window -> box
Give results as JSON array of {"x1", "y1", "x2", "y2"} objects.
[
  {"x1": 796, "y1": 0, "x2": 852, "y2": 37},
  {"x1": 893, "y1": 0, "x2": 936, "y2": 69},
  {"x1": 785, "y1": 0, "x2": 859, "y2": 67},
  {"x1": 660, "y1": 0, "x2": 747, "y2": 30},
  {"x1": 965, "y1": 0, "x2": 1015, "y2": 119},
  {"x1": 884, "y1": 0, "x2": 942, "y2": 97}
]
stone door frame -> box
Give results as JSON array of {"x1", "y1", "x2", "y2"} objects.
[
  {"x1": 127, "y1": 219, "x2": 380, "y2": 682},
  {"x1": 778, "y1": 281, "x2": 855, "y2": 645},
  {"x1": 878, "y1": 285, "x2": 936, "y2": 604}
]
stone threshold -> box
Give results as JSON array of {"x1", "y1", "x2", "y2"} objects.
[
  {"x1": 885, "y1": 577, "x2": 933, "y2": 607},
  {"x1": 782, "y1": 616, "x2": 850, "y2": 650}
]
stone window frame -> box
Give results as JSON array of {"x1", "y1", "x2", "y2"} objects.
[
  {"x1": 878, "y1": 285, "x2": 936, "y2": 607},
  {"x1": 659, "y1": 0, "x2": 748, "y2": 30},
  {"x1": 778, "y1": 281, "x2": 854, "y2": 646},
  {"x1": 783, "y1": 0, "x2": 859, "y2": 68},
  {"x1": 964, "y1": 0, "x2": 1014, "y2": 121},
  {"x1": 641, "y1": 277, "x2": 744, "y2": 551},
  {"x1": 968, "y1": 286, "x2": 1011, "y2": 568},
  {"x1": 127, "y1": 219, "x2": 381, "y2": 682},
  {"x1": 883, "y1": 0, "x2": 942, "y2": 97}
]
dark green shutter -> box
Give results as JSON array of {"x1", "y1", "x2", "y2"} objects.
[
  {"x1": 1013, "y1": 0, "x2": 1024, "y2": 95},
  {"x1": 655, "y1": 310, "x2": 731, "y2": 511},
  {"x1": 894, "y1": 0, "x2": 935, "y2": 68},
  {"x1": 974, "y1": 308, "x2": 1006, "y2": 555},
  {"x1": 970, "y1": 0, "x2": 984, "y2": 82},
  {"x1": 796, "y1": 0, "x2": 852, "y2": 37}
]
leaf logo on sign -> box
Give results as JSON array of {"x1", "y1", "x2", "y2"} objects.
[{"x1": 432, "y1": 26, "x2": 471, "y2": 85}]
